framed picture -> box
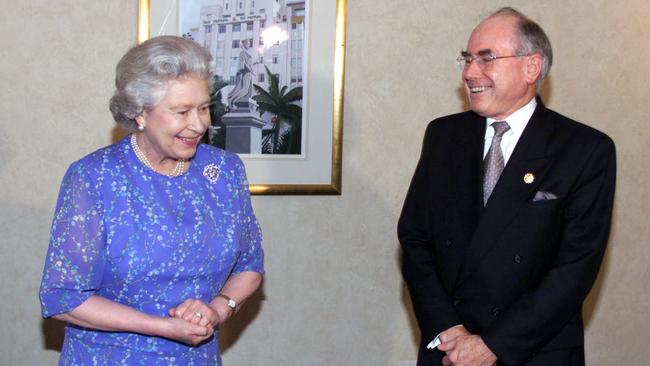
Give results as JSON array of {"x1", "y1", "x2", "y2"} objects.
[{"x1": 138, "y1": 0, "x2": 346, "y2": 194}]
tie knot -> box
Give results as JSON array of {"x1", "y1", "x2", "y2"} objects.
[{"x1": 492, "y1": 121, "x2": 510, "y2": 137}]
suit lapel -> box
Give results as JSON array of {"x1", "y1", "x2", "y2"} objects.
[
  {"x1": 457, "y1": 104, "x2": 554, "y2": 285},
  {"x1": 450, "y1": 113, "x2": 485, "y2": 245}
]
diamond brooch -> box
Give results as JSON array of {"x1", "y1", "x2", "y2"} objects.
[{"x1": 203, "y1": 164, "x2": 221, "y2": 184}]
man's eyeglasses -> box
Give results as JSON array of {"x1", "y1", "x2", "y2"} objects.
[{"x1": 456, "y1": 51, "x2": 530, "y2": 69}]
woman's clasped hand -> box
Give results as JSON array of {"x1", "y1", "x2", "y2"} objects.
[{"x1": 165, "y1": 297, "x2": 233, "y2": 345}]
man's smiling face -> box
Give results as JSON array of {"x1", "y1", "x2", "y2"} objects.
[{"x1": 462, "y1": 15, "x2": 538, "y2": 120}]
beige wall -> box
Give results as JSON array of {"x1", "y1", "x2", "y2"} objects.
[{"x1": 1, "y1": 1, "x2": 648, "y2": 365}]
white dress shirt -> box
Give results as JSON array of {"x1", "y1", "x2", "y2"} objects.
[{"x1": 483, "y1": 98, "x2": 537, "y2": 163}]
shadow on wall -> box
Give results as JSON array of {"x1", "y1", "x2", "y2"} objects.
[
  {"x1": 220, "y1": 286, "x2": 265, "y2": 353},
  {"x1": 539, "y1": 77, "x2": 553, "y2": 105},
  {"x1": 42, "y1": 319, "x2": 65, "y2": 351},
  {"x1": 111, "y1": 125, "x2": 130, "y2": 144},
  {"x1": 397, "y1": 249, "x2": 422, "y2": 350}
]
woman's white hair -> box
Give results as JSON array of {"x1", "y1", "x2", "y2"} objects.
[{"x1": 109, "y1": 36, "x2": 213, "y2": 131}]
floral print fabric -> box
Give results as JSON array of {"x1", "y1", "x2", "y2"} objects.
[{"x1": 39, "y1": 136, "x2": 264, "y2": 365}]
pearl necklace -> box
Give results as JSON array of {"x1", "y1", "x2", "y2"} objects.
[{"x1": 130, "y1": 134, "x2": 185, "y2": 177}]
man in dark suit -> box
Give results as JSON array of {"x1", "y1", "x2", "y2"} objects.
[{"x1": 398, "y1": 7, "x2": 615, "y2": 366}]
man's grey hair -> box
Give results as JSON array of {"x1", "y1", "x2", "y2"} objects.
[
  {"x1": 490, "y1": 7, "x2": 553, "y2": 92},
  {"x1": 109, "y1": 35, "x2": 214, "y2": 131}
]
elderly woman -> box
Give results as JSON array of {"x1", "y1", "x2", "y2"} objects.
[{"x1": 39, "y1": 36, "x2": 264, "y2": 365}]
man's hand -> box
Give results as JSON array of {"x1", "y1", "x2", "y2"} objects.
[
  {"x1": 438, "y1": 325, "x2": 470, "y2": 366},
  {"x1": 439, "y1": 325, "x2": 470, "y2": 343},
  {"x1": 438, "y1": 334, "x2": 497, "y2": 366}
]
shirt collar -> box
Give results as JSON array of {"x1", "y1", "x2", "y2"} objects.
[{"x1": 485, "y1": 98, "x2": 537, "y2": 136}]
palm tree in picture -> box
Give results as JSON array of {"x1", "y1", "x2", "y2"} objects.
[{"x1": 252, "y1": 66, "x2": 303, "y2": 154}]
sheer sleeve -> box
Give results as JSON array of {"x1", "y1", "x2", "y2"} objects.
[
  {"x1": 231, "y1": 157, "x2": 264, "y2": 274},
  {"x1": 39, "y1": 162, "x2": 106, "y2": 318}
]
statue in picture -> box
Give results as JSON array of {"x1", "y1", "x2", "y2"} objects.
[{"x1": 227, "y1": 39, "x2": 254, "y2": 109}]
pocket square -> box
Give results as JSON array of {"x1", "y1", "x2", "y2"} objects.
[{"x1": 532, "y1": 190, "x2": 558, "y2": 202}]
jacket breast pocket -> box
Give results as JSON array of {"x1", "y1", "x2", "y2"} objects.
[
  {"x1": 513, "y1": 200, "x2": 563, "y2": 245},
  {"x1": 521, "y1": 198, "x2": 561, "y2": 218}
]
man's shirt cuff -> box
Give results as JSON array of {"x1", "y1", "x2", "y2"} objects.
[
  {"x1": 427, "y1": 324, "x2": 463, "y2": 349},
  {"x1": 427, "y1": 335, "x2": 442, "y2": 349}
]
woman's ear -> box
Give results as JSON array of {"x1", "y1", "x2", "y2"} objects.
[{"x1": 135, "y1": 114, "x2": 146, "y2": 130}]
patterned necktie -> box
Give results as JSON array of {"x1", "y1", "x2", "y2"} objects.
[{"x1": 483, "y1": 121, "x2": 511, "y2": 205}]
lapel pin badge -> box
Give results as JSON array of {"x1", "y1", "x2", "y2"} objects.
[{"x1": 523, "y1": 173, "x2": 535, "y2": 184}]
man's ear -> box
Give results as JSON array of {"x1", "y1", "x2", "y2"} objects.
[{"x1": 525, "y1": 53, "x2": 543, "y2": 85}]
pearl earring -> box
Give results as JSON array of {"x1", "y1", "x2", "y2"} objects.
[{"x1": 138, "y1": 124, "x2": 145, "y2": 131}]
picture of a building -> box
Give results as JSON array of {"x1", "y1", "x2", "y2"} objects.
[{"x1": 181, "y1": 0, "x2": 306, "y2": 155}]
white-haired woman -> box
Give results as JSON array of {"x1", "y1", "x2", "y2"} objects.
[{"x1": 39, "y1": 35, "x2": 264, "y2": 365}]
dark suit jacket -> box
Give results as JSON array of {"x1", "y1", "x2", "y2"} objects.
[{"x1": 398, "y1": 102, "x2": 616, "y2": 366}]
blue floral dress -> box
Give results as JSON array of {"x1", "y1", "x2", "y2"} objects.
[{"x1": 39, "y1": 136, "x2": 264, "y2": 365}]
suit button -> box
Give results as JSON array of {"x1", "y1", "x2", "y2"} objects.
[
  {"x1": 445, "y1": 239, "x2": 453, "y2": 247},
  {"x1": 492, "y1": 307, "x2": 500, "y2": 317},
  {"x1": 513, "y1": 255, "x2": 522, "y2": 264},
  {"x1": 453, "y1": 298, "x2": 461, "y2": 306}
]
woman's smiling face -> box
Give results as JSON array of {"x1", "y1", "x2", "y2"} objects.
[{"x1": 135, "y1": 75, "x2": 211, "y2": 164}]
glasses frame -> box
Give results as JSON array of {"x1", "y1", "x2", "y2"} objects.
[{"x1": 456, "y1": 51, "x2": 530, "y2": 69}]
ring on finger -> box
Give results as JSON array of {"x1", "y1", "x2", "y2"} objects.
[{"x1": 194, "y1": 311, "x2": 203, "y2": 319}]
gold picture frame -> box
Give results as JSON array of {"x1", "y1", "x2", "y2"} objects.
[{"x1": 138, "y1": 0, "x2": 346, "y2": 195}]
